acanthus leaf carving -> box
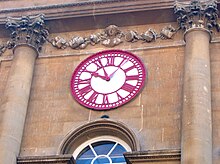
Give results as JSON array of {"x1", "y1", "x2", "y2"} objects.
[
  {"x1": 174, "y1": 0, "x2": 219, "y2": 32},
  {"x1": 5, "y1": 14, "x2": 49, "y2": 52}
]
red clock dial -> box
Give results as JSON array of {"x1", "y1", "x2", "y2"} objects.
[{"x1": 70, "y1": 50, "x2": 147, "y2": 110}]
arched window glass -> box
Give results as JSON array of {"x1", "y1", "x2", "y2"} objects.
[{"x1": 73, "y1": 136, "x2": 131, "y2": 164}]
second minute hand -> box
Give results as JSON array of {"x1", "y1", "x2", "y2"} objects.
[{"x1": 109, "y1": 59, "x2": 128, "y2": 78}]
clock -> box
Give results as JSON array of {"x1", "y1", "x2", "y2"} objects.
[{"x1": 70, "y1": 50, "x2": 146, "y2": 110}]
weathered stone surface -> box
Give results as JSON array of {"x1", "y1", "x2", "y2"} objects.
[
  {"x1": 124, "y1": 149, "x2": 180, "y2": 164},
  {"x1": 181, "y1": 28, "x2": 212, "y2": 164},
  {"x1": 0, "y1": 1, "x2": 220, "y2": 164},
  {"x1": 16, "y1": 24, "x2": 184, "y2": 157},
  {"x1": 0, "y1": 45, "x2": 38, "y2": 163},
  {"x1": 17, "y1": 154, "x2": 75, "y2": 164}
]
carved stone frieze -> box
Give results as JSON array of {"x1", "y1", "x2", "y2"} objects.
[
  {"x1": 51, "y1": 36, "x2": 68, "y2": 49},
  {"x1": 160, "y1": 25, "x2": 177, "y2": 39},
  {"x1": 174, "y1": 0, "x2": 219, "y2": 32},
  {"x1": 49, "y1": 24, "x2": 177, "y2": 50},
  {"x1": 5, "y1": 14, "x2": 49, "y2": 52},
  {"x1": 0, "y1": 44, "x2": 7, "y2": 55}
]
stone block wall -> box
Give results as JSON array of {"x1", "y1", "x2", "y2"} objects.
[
  {"x1": 16, "y1": 23, "x2": 184, "y2": 156},
  {"x1": 0, "y1": 21, "x2": 220, "y2": 163}
]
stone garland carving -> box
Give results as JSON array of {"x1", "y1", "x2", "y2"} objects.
[
  {"x1": 5, "y1": 14, "x2": 49, "y2": 52},
  {"x1": 48, "y1": 24, "x2": 178, "y2": 50},
  {"x1": 174, "y1": 0, "x2": 220, "y2": 31}
]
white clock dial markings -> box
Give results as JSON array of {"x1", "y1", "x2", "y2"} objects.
[
  {"x1": 114, "y1": 57, "x2": 124, "y2": 66},
  {"x1": 126, "y1": 80, "x2": 138, "y2": 86},
  {"x1": 107, "y1": 93, "x2": 118, "y2": 103},
  {"x1": 86, "y1": 63, "x2": 99, "y2": 72},
  {"x1": 117, "y1": 89, "x2": 130, "y2": 98},
  {"x1": 79, "y1": 72, "x2": 92, "y2": 80}
]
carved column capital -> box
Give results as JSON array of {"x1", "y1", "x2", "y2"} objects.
[
  {"x1": 5, "y1": 14, "x2": 49, "y2": 52},
  {"x1": 174, "y1": 0, "x2": 219, "y2": 33}
]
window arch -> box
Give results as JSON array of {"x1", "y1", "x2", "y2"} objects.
[
  {"x1": 57, "y1": 119, "x2": 139, "y2": 158},
  {"x1": 74, "y1": 136, "x2": 131, "y2": 164}
]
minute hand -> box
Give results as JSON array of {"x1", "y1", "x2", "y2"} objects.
[{"x1": 109, "y1": 59, "x2": 128, "y2": 78}]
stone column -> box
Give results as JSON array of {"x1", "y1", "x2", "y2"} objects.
[
  {"x1": 174, "y1": 0, "x2": 219, "y2": 163},
  {"x1": 183, "y1": 27, "x2": 212, "y2": 164},
  {"x1": 0, "y1": 15, "x2": 48, "y2": 164}
]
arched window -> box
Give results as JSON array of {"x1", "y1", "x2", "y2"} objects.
[
  {"x1": 58, "y1": 119, "x2": 139, "y2": 163},
  {"x1": 73, "y1": 136, "x2": 131, "y2": 164}
]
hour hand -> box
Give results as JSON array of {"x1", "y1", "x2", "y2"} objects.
[{"x1": 92, "y1": 72, "x2": 110, "y2": 81}]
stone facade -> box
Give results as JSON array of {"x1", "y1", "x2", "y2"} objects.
[{"x1": 0, "y1": 0, "x2": 220, "y2": 164}]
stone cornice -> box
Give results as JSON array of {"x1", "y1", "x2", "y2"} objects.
[
  {"x1": 0, "y1": 0, "x2": 175, "y2": 24},
  {"x1": 124, "y1": 149, "x2": 181, "y2": 163},
  {"x1": 17, "y1": 154, "x2": 75, "y2": 164}
]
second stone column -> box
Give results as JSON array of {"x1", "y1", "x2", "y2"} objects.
[{"x1": 174, "y1": 0, "x2": 219, "y2": 163}]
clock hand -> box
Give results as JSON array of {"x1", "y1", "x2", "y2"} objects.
[
  {"x1": 96, "y1": 59, "x2": 109, "y2": 79},
  {"x1": 109, "y1": 67, "x2": 120, "y2": 79},
  {"x1": 109, "y1": 59, "x2": 128, "y2": 79},
  {"x1": 92, "y1": 72, "x2": 110, "y2": 81},
  {"x1": 102, "y1": 67, "x2": 109, "y2": 79}
]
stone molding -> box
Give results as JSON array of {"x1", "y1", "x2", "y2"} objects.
[
  {"x1": 57, "y1": 119, "x2": 139, "y2": 154},
  {"x1": 17, "y1": 154, "x2": 75, "y2": 164},
  {"x1": 124, "y1": 149, "x2": 181, "y2": 163},
  {"x1": 49, "y1": 24, "x2": 178, "y2": 50},
  {"x1": 174, "y1": 0, "x2": 220, "y2": 32},
  {"x1": 0, "y1": 0, "x2": 175, "y2": 24},
  {"x1": 5, "y1": 14, "x2": 49, "y2": 53}
]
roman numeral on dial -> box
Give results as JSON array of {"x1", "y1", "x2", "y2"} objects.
[
  {"x1": 88, "y1": 91, "x2": 99, "y2": 103},
  {"x1": 103, "y1": 94, "x2": 109, "y2": 104},
  {"x1": 121, "y1": 83, "x2": 135, "y2": 92},
  {"x1": 116, "y1": 92, "x2": 123, "y2": 101},
  {"x1": 126, "y1": 75, "x2": 139, "y2": 81},
  {"x1": 78, "y1": 78, "x2": 91, "y2": 85},
  {"x1": 124, "y1": 65, "x2": 136, "y2": 73},
  {"x1": 106, "y1": 56, "x2": 115, "y2": 66},
  {"x1": 94, "y1": 59, "x2": 103, "y2": 70},
  {"x1": 78, "y1": 85, "x2": 92, "y2": 96}
]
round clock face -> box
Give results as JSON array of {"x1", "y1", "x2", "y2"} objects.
[{"x1": 71, "y1": 50, "x2": 146, "y2": 110}]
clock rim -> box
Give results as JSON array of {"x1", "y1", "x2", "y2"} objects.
[{"x1": 70, "y1": 49, "x2": 147, "y2": 110}]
